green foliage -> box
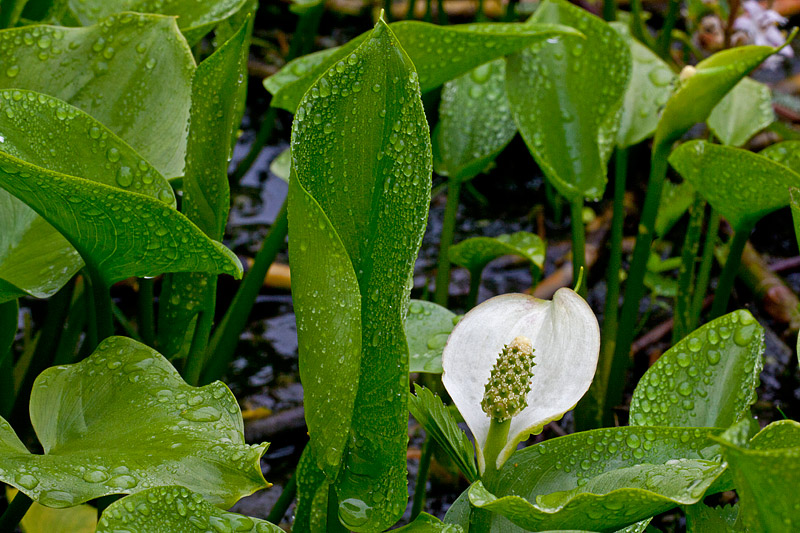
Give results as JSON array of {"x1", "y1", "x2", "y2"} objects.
[
  {"x1": 288, "y1": 18, "x2": 431, "y2": 531},
  {"x1": 96, "y1": 486, "x2": 282, "y2": 532},
  {"x1": 506, "y1": 0, "x2": 631, "y2": 201},
  {"x1": 449, "y1": 232, "x2": 545, "y2": 276},
  {"x1": 405, "y1": 300, "x2": 457, "y2": 374},
  {"x1": 294, "y1": 445, "x2": 329, "y2": 532},
  {"x1": 707, "y1": 77, "x2": 774, "y2": 147},
  {"x1": 392, "y1": 512, "x2": 464, "y2": 532},
  {"x1": 630, "y1": 310, "x2": 764, "y2": 427},
  {"x1": 685, "y1": 503, "x2": 742, "y2": 533},
  {"x1": 0, "y1": 336, "x2": 267, "y2": 508}
]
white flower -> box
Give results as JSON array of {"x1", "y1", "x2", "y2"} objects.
[
  {"x1": 441, "y1": 288, "x2": 600, "y2": 474},
  {"x1": 733, "y1": 0, "x2": 793, "y2": 68}
]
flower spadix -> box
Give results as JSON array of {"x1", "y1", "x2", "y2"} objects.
[{"x1": 442, "y1": 288, "x2": 600, "y2": 474}]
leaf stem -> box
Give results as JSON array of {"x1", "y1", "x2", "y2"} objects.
[
  {"x1": 602, "y1": 0, "x2": 616, "y2": 21},
  {"x1": 690, "y1": 209, "x2": 720, "y2": 324},
  {"x1": 657, "y1": 0, "x2": 680, "y2": 58},
  {"x1": 326, "y1": 483, "x2": 349, "y2": 532},
  {"x1": 266, "y1": 473, "x2": 298, "y2": 524},
  {"x1": 569, "y1": 197, "x2": 587, "y2": 297},
  {"x1": 466, "y1": 267, "x2": 482, "y2": 310},
  {"x1": 0, "y1": 491, "x2": 32, "y2": 531},
  {"x1": 84, "y1": 263, "x2": 113, "y2": 346},
  {"x1": 202, "y1": 200, "x2": 289, "y2": 384},
  {"x1": 410, "y1": 436, "x2": 434, "y2": 519},
  {"x1": 434, "y1": 179, "x2": 462, "y2": 307},
  {"x1": 183, "y1": 281, "x2": 218, "y2": 386},
  {"x1": 481, "y1": 417, "x2": 510, "y2": 484},
  {"x1": 709, "y1": 221, "x2": 753, "y2": 319},
  {"x1": 673, "y1": 195, "x2": 705, "y2": 343},
  {"x1": 138, "y1": 277, "x2": 155, "y2": 346},
  {"x1": 0, "y1": 299, "x2": 17, "y2": 419}
]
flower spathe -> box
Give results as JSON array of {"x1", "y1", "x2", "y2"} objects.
[{"x1": 441, "y1": 288, "x2": 600, "y2": 474}]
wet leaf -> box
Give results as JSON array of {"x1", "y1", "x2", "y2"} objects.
[
  {"x1": 449, "y1": 231, "x2": 545, "y2": 277},
  {"x1": 655, "y1": 180, "x2": 694, "y2": 237},
  {"x1": 445, "y1": 426, "x2": 728, "y2": 532},
  {"x1": 56, "y1": 0, "x2": 249, "y2": 44},
  {"x1": 507, "y1": 0, "x2": 631, "y2": 201},
  {"x1": 655, "y1": 45, "x2": 783, "y2": 147},
  {"x1": 0, "y1": 13, "x2": 195, "y2": 179},
  {"x1": 630, "y1": 310, "x2": 763, "y2": 427},
  {"x1": 265, "y1": 20, "x2": 580, "y2": 112},
  {"x1": 288, "y1": 19, "x2": 431, "y2": 531},
  {"x1": 408, "y1": 384, "x2": 477, "y2": 482},
  {"x1": 759, "y1": 139, "x2": 800, "y2": 170},
  {"x1": 96, "y1": 486, "x2": 281, "y2": 532},
  {"x1": 6, "y1": 488, "x2": 97, "y2": 533},
  {"x1": 269, "y1": 147, "x2": 291, "y2": 183},
  {"x1": 611, "y1": 22, "x2": 675, "y2": 148},
  {"x1": 707, "y1": 77, "x2": 773, "y2": 147},
  {"x1": 393, "y1": 512, "x2": 464, "y2": 532},
  {"x1": 714, "y1": 420, "x2": 800, "y2": 531},
  {"x1": 433, "y1": 59, "x2": 516, "y2": 181},
  {"x1": 0, "y1": 336, "x2": 267, "y2": 508},
  {"x1": 685, "y1": 503, "x2": 742, "y2": 533},
  {"x1": 669, "y1": 140, "x2": 800, "y2": 229},
  {"x1": 405, "y1": 300, "x2": 457, "y2": 374},
  {"x1": 294, "y1": 445, "x2": 329, "y2": 532}
]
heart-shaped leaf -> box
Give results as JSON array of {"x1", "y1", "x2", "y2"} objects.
[
  {"x1": 0, "y1": 336, "x2": 267, "y2": 508},
  {"x1": 408, "y1": 385, "x2": 477, "y2": 482},
  {"x1": 0, "y1": 13, "x2": 195, "y2": 179},
  {"x1": 405, "y1": 300, "x2": 457, "y2": 374},
  {"x1": 630, "y1": 310, "x2": 764, "y2": 428},
  {"x1": 288, "y1": 18, "x2": 431, "y2": 531},
  {"x1": 669, "y1": 140, "x2": 800, "y2": 229},
  {"x1": 448, "y1": 231, "x2": 545, "y2": 276},
  {"x1": 506, "y1": 0, "x2": 631, "y2": 201},
  {"x1": 433, "y1": 59, "x2": 517, "y2": 181},
  {"x1": 96, "y1": 486, "x2": 281, "y2": 532},
  {"x1": 265, "y1": 20, "x2": 580, "y2": 113},
  {"x1": 707, "y1": 77, "x2": 774, "y2": 147}
]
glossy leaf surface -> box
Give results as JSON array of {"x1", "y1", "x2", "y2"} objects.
[
  {"x1": 685, "y1": 503, "x2": 742, "y2": 533},
  {"x1": 408, "y1": 385, "x2": 477, "y2": 482},
  {"x1": 288, "y1": 19, "x2": 431, "y2": 531},
  {"x1": 655, "y1": 45, "x2": 780, "y2": 147},
  {"x1": 759, "y1": 139, "x2": 800, "y2": 169},
  {"x1": 433, "y1": 59, "x2": 516, "y2": 181},
  {"x1": 294, "y1": 445, "x2": 328, "y2": 533},
  {"x1": 611, "y1": 22, "x2": 674, "y2": 148},
  {"x1": 715, "y1": 420, "x2": 800, "y2": 531},
  {"x1": 0, "y1": 336, "x2": 267, "y2": 508},
  {"x1": 630, "y1": 310, "x2": 764, "y2": 427},
  {"x1": 707, "y1": 77, "x2": 773, "y2": 147},
  {"x1": 59, "y1": 0, "x2": 249, "y2": 44},
  {"x1": 0, "y1": 13, "x2": 195, "y2": 179},
  {"x1": 96, "y1": 486, "x2": 282, "y2": 532},
  {"x1": 393, "y1": 513, "x2": 464, "y2": 532},
  {"x1": 447, "y1": 426, "x2": 727, "y2": 532},
  {"x1": 669, "y1": 140, "x2": 800, "y2": 229},
  {"x1": 265, "y1": 20, "x2": 579, "y2": 112},
  {"x1": 0, "y1": 89, "x2": 174, "y2": 303},
  {"x1": 506, "y1": 0, "x2": 631, "y2": 201},
  {"x1": 405, "y1": 300, "x2": 457, "y2": 374},
  {"x1": 655, "y1": 180, "x2": 694, "y2": 237},
  {"x1": 448, "y1": 231, "x2": 545, "y2": 275},
  {"x1": 6, "y1": 488, "x2": 97, "y2": 533}
]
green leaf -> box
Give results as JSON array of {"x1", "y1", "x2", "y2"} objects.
[
  {"x1": 96, "y1": 486, "x2": 281, "y2": 532},
  {"x1": 507, "y1": 0, "x2": 631, "y2": 201},
  {"x1": 6, "y1": 488, "x2": 97, "y2": 533},
  {"x1": 288, "y1": 18, "x2": 432, "y2": 531},
  {"x1": 157, "y1": 18, "x2": 250, "y2": 357},
  {"x1": 393, "y1": 512, "x2": 465, "y2": 532},
  {"x1": 452, "y1": 426, "x2": 728, "y2": 532},
  {"x1": 408, "y1": 385, "x2": 477, "y2": 482},
  {"x1": 655, "y1": 45, "x2": 782, "y2": 147},
  {"x1": 707, "y1": 77, "x2": 774, "y2": 147},
  {"x1": 0, "y1": 89, "x2": 175, "y2": 303},
  {"x1": 669, "y1": 140, "x2": 800, "y2": 229},
  {"x1": 0, "y1": 13, "x2": 195, "y2": 180},
  {"x1": 685, "y1": 503, "x2": 743, "y2": 533},
  {"x1": 0, "y1": 336, "x2": 267, "y2": 508},
  {"x1": 448, "y1": 231, "x2": 545, "y2": 276},
  {"x1": 790, "y1": 188, "x2": 800, "y2": 258},
  {"x1": 56, "y1": 0, "x2": 248, "y2": 45},
  {"x1": 405, "y1": 300, "x2": 457, "y2": 374},
  {"x1": 265, "y1": 20, "x2": 580, "y2": 112},
  {"x1": 433, "y1": 59, "x2": 517, "y2": 181},
  {"x1": 294, "y1": 445, "x2": 329, "y2": 533},
  {"x1": 611, "y1": 22, "x2": 675, "y2": 148},
  {"x1": 760, "y1": 140, "x2": 800, "y2": 170},
  {"x1": 270, "y1": 147, "x2": 291, "y2": 184},
  {"x1": 655, "y1": 180, "x2": 694, "y2": 237},
  {"x1": 630, "y1": 310, "x2": 763, "y2": 427},
  {"x1": 714, "y1": 420, "x2": 800, "y2": 531}
]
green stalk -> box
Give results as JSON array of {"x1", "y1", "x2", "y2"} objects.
[
  {"x1": 503, "y1": 0, "x2": 519, "y2": 21},
  {"x1": 410, "y1": 436, "x2": 434, "y2": 519},
  {"x1": 437, "y1": 0, "x2": 447, "y2": 24},
  {"x1": 0, "y1": 491, "x2": 32, "y2": 531},
  {"x1": 326, "y1": 483, "x2": 349, "y2": 532},
  {"x1": 602, "y1": 0, "x2": 616, "y2": 21},
  {"x1": 466, "y1": 267, "x2": 482, "y2": 310},
  {"x1": 607, "y1": 141, "x2": 671, "y2": 425},
  {"x1": 709, "y1": 221, "x2": 753, "y2": 319},
  {"x1": 690, "y1": 209, "x2": 720, "y2": 325},
  {"x1": 111, "y1": 303, "x2": 143, "y2": 342},
  {"x1": 481, "y1": 418, "x2": 510, "y2": 485},
  {"x1": 569, "y1": 197, "x2": 587, "y2": 297},
  {"x1": 433, "y1": 179, "x2": 462, "y2": 307},
  {"x1": 406, "y1": 0, "x2": 417, "y2": 19},
  {"x1": 183, "y1": 281, "x2": 218, "y2": 386},
  {"x1": 673, "y1": 195, "x2": 705, "y2": 343},
  {"x1": 52, "y1": 286, "x2": 88, "y2": 366},
  {"x1": 0, "y1": 299, "x2": 17, "y2": 419},
  {"x1": 266, "y1": 473, "x2": 298, "y2": 524},
  {"x1": 84, "y1": 263, "x2": 113, "y2": 345},
  {"x1": 384, "y1": 0, "x2": 393, "y2": 21},
  {"x1": 202, "y1": 200, "x2": 289, "y2": 384},
  {"x1": 630, "y1": 0, "x2": 654, "y2": 48},
  {"x1": 657, "y1": 0, "x2": 680, "y2": 58},
  {"x1": 138, "y1": 277, "x2": 155, "y2": 346}
]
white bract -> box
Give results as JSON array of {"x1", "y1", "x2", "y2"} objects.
[{"x1": 442, "y1": 288, "x2": 600, "y2": 474}]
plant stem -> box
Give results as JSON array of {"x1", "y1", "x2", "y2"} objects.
[
  {"x1": 384, "y1": 0, "x2": 393, "y2": 21},
  {"x1": 138, "y1": 277, "x2": 155, "y2": 346},
  {"x1": 52, "y1": 287, "x2": 87, "y2": 366},
  {"x1": 437, "y1": 0, "x2": 447, "y2": 24},
  {"x1": 709, "y1": 221, "x2": 753, "y2": 319},
  {"x1": 481, "y1": 418, "x2": 510, "y2": 485},
  {"x1": 183, "y1": 282, "x2": 218, "y2": 386},
  {"x1": 0, "y1": 299, "x2": 17, "y2": 419},
  {"x1": 569, "y1": 197, "x2": 587, "y2": 297},
  {"x1": 503, "y1": 0, "x2": 519, "y2": 21},
  {"x1": 602, "y1": 0, "x2": 616, "y2": 21},
  {"x1": 232, "y1": 107, "x2": 278, "y2": 182},
  {"x1": 84, "y1": 264, "x2": 113, "y2": 346},
  {"x1": 266, "y1": 473, "x2": 298, "y2": 524},
  {"x1": 673, "y1": 195, "x2": 705, "y2": 343},
  {"x1": 202, "y1": 200, "x2": 289, "y2": 384},
  {"x1": 406, "y1": 0, "x2": 417, "y2": 19},
  {"x1": 630, "y1": 0, "x2": 654, "y2": 48},
  {"x1": 466, "y1": 267, "x2": 482, "y2": 309},
  {"x1": 410, "y1": 436, "x2": 434, "y2": 519},
  {"x1": 433, "y1": 179, "x2": 462, "y2": 307},
  {"x1": 690, "y1": 209, "x2": 720, "y2": 324},
  {"x1": 657, "y1": 0, "x2": 680, "y2": 58},
  {"x1": 0, "y1": 491, "x2": 32, "y2": 531},
  {"x1": 607, "y1": 141, "x2": 671, "y2": 425},
  {"x1": 326, "y1": 483, "x2": 349, "y2": 532}
]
